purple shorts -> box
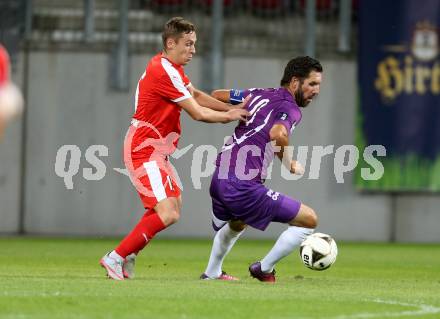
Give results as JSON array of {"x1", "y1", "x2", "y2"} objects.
[{"x1": 210, "y1": 168, "x2": 301, "y2": 231}]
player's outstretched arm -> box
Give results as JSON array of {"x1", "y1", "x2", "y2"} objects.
[
  {"x1": 178, "y1": 97, "x2": 248, "y2": 124},
  {"x1": 211, "y1": 89, "x2": 231, "y2": 103},
  {"x1": 190, "y1": 86, "x2": 231, "y2": 112},
  {"x1": 269, "y1": 123, "x2": 304, "y2": 175},
  {"x1": 211, "y1": 89, "x2": 248, "y2": 110}
]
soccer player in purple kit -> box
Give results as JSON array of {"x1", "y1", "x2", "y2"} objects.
[{"x1": 200, "y1": 56, "x2": 323, "y2": 282}]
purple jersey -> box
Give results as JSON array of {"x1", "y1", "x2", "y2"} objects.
[{"x1": 216, "y1": 87, "x2": 302, "y2": 181}]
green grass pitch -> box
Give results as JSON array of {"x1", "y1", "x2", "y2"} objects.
[{"x1": 0, "y1": 238, "x2": 439, "y2": 319}]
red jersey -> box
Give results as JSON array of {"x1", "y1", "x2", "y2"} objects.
[
  {"x1": 0, "y1": 45, "x2": 10, "y2": 87},
  {"x1": 130, "y1": 53, "x2": 192, "y2": 160}
]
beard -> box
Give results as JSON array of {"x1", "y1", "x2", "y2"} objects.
[
  {"x1": 295, "y1": 88, "x2": 308, "y2": 108},
  {"x1": 294, "y1": 79, "x2": 315, "y2": 108}
]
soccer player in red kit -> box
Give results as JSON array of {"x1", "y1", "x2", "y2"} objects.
[
  {"x1": 0, "y1": 45, "x2": 8, "y2": 85},
  {"x1": 0, "y1": 44, "x2": 23, "y2": 139},
  {"x1": 100, "y1": 17, "x2": 249, "y2": 280}
]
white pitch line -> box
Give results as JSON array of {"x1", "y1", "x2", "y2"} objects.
[{"x1": 329, "y1": 299, "x2": 440, "y2": 319}]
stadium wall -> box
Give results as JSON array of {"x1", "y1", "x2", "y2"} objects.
[{"x1": 0, "y1": 51, "x2": 439, "y2": 242}]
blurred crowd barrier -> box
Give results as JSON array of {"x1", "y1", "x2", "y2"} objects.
[{"x1": 5, "y1": 0, "x2": 359, "y2": 58}]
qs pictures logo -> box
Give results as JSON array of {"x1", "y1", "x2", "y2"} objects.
[{"x1": 375, "y1": 21, "x2": 440, "y2": 101}]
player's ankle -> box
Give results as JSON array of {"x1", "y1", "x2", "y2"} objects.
[{"x1": 109, "y1": 250, "x2": 124, "y2": 262}]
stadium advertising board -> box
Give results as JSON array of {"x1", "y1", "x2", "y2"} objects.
[{"x1": 357, "y1": 0, "x2": 440, "y2": 191}]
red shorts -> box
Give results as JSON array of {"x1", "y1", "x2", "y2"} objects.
[{"x1": 127, "y1": 158, "x2": 181, "y2": 209}]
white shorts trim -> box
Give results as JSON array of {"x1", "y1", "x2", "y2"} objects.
[{"x1": 211, "y1": 211, "x2": 227, "y2": 230}]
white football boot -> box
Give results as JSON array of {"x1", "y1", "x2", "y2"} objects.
[
  {"x1": 100, "y1": 253, "x2": 124, "y2": 280},
  {"x1": 123, "y1": 253, "x2": 136, "y2": 279}
]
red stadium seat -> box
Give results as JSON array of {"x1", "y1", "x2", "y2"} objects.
[
  {"x1": 198, "y1": 0, "x2": 234, "y2": 6},
  {"x1": 150, "y1": 0, "x2": 186, "y2": 13},
  {"x1": 196, "y1": 0, "x2": 235, "y2": 15},
  {"x1": 299, "y1": 0, "x2": 333, "y2": 12},
  {"x1": 151, "y1": 0, "x2": 185, "y2": 5},
  {"x1": 249, "y1": 0, "x2": 289, "y2": 17},
  {"x1": 251, "y1": 0, "x2": 283, "y2": 10}
]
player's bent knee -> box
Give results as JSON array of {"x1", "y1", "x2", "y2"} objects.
[
  {"x1": 154, "y1": 197, "x2": 181, "y2": 225},
  {"x1": 176, "y1": 196, "x2": 183, "y2": 210},
  {"x1": 302, "y1": 206, "x2": 318, "y2": 228},
  {"x1": 157, "y1": 209, "x2": 180, "y2": 226},
  {"x1": 289, "y1": 204, "x2": 318, "y2": 228},
  {"x1": 306, "y1": 211, "x2": 318, "y2": 229},
  {"x1": 166, "y1": 209, "x2": 180, "y2": 225},
  {"x1": 228, "y1": 220, "x2": 247, "y2": 232}
]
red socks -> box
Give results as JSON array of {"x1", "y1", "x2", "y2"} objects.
[{"x1": 115, "y1": 211, "x2": 166, "y2": 258}]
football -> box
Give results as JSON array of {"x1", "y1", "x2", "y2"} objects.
[{"x1": 299, "y1": 232, "x2": 338, "y2": 271}]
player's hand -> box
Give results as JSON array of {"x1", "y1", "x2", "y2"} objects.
[
  {"x1": 226, "y1": 95, "x2": 251, "y2": 121},
  {"x1": 290, "y1": 160, "x2": 305, "y2": 175},
  {"x1": 236, "y1": 95, "x2": 251, "y2": 109},
  {"x1": 226, "y1": 108, "x2": 249, "y2": 122}
]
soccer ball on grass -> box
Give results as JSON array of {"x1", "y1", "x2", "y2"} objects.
[{"x1": 299, "y1": 232, "x2": 338, "y2": 271}]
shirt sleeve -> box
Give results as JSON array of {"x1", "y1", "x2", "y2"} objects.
[
  {"x1": 182, "y1": 72, "x2": 191, "y2": 88},
  {"x1": 156, "y1": 67, "x2": 192, "y2": 103},
  {"x1": 273, "y1": 102, "x2": 298, "y2": 134}
]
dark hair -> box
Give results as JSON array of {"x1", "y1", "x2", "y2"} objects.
[
  {"x1": 162, "y1": 17, "x2": 195, "y2": 50},
  {"x1": 280, "y1": 56, "x2": 323, "y2": 86}
]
